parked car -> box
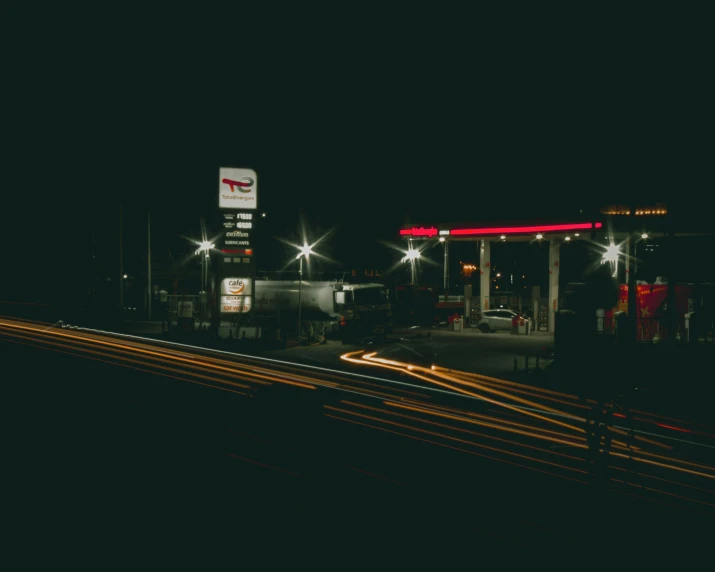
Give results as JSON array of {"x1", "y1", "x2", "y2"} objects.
[{"x1": 475, "y1": 309, "x2": 523, "y2": 333}]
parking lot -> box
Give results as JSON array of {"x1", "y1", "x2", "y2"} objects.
[
  {"x1": 265, "y1": 324, "x2": 554, "y2": 381},
  {"x1": 117, "y1": 318, "x2": 553, "y2": 382}
]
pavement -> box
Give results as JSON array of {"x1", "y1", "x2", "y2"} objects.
[
  {"x1": 120, "y1": 320, "x2": 554, "y2": 381},
  {"x1": 266, "y1": 324, "x2": 554, "y2": 382}
]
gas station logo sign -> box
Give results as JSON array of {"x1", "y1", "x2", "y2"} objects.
[
  {"x1": 221, "y1": 278, "x2": 251, "y2": 296},
  {"x1": 220, "y1": 278, "x2": 252, "y2": 313},
  {"x1": 219, "y1": 168, "x2": 258, "y2": 209},
  {"x1": 220, "y1": 296, "x2": 251, "y2": 313}
]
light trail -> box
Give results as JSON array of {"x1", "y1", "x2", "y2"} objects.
[
  {"x1": 342, "y1": 400, "x2": 587, "y2": 461},
  {"x1": 356, "y1": 350, "x2": 587, "y2": 436},
  {"x1": 0, "y1": 334, "x2": 250, "y2": 397},
  {"x1": 323, "y1": 413, "x2": 589, "y2": 484},
  {"x1": 324, "y1": 404, "x2": 588, "y2": 476},
  {"x1": 2, "y1": 315, "x2": 714, "y2": 513},
  {"x1": 381, "y1": 400, "x2": 587, "y2": 450}
]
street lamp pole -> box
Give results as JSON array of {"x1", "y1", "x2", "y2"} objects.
[
  {"x1": 295, "y1": 244, "x2": 313, "y2": 342},
  {"x1": 440, "y1": 237, "x2": 449, "y2": 299},
  {"x1": 298, "y1": 255, "x2": 303, "y2": 341},
  {"x1": 201, "y1": 253, "x2": 206, "y2": 291},
  {"x1": 401, "y1": 245, "x2": 421, "y2": 285},
  {"x1": 119, "y1": 204, "x2": 124, "y2": 315},
  {"x1": 147, "y1": 211, "x2": 152, "y2": 320}
]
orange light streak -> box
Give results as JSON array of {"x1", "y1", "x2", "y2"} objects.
[
  {"x1": 340, "y1": 400, "x2": 586, "y2": 460},
  {"x1": 324, "y1": 405, "x2": 587, "y2": 475},
  {"x1": 381, "y1": 400, "x2": 587, "y2": 450},
  {"x1": 324, "y1": 413, "x2": 588, "y2": 484}
]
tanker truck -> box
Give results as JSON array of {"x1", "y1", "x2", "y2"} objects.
[{"x1": 252, "y1": 280, "x2": 392, "y2": 344}]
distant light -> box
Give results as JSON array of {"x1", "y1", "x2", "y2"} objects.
[
  {"x1": 641, "y1": 233, "x2": 649, "y2": 239},
  {"x1": 401, "y1": 248, "x2": 421, "y2": 263},
  {"x1": 123, "y1": 274, "x2": 128, "y2": 279},
  {"x1": 500, "y1": 235, "x2": 506, "y2": 240},
  {"x1": 195, "y1": 240, "x2": 214, "y2": 255},
  {"x1": 439, "y1": 237, "x2": 446, "y2": 242},
  {"x1": 565, "y1": 236, "x2": 571, "y2": 241},
  {"x1": 296, "y1": 244, "x2": 313, "y2": 259},
  {"x1": 262, "y1": 212, "x2": 267, "y2": 217},
  {"x1": 602, "y1": 243, "x2": 621, "y2": 265},
  {"x1": 438, "y1": 230, "x2": 450, "y2": 235},
  {"x1": 536, "y1": 234, "x2": 543, "y2": 240},
  {"x1": 431, "y1": 365, "x2": 436, "y2": 370},
  {"x1": 574, "y1": 233, "x2": 580, "y2": 237},
  {"x1": 496, "y1": 273, "x2": 501, "y2": 277}
]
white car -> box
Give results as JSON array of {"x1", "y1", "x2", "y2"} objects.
[{"x1": 476, "y1": 309, "x2": 522, "y2": 333}]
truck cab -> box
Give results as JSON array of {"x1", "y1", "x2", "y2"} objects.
[{"x1": 334, "y1": 283, "x2": 392, "y2": 343}]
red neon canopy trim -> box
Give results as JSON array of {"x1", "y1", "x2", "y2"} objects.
[
  {"x1": 221, "y1": 249, "x2": 253, "y2": 255},
  {"x1": 400, "y1": 227, "x2": 438, "y2": 237},
  {"x1": 450, "y1": 222, "x2": 601, "y2": 236}
]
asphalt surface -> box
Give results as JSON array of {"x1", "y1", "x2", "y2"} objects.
[
  {"x1": 3, "y1": 315, "x2": 715, "y2": 562},
  {"x1": 267, "y1": 325, "x2": 553, "y2": 378}
]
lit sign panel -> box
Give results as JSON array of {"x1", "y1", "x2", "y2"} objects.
[
  {"x1": 399, "y1": 226, "x2": 438, "y2": 237},
  {"x1": 219, "y1": 167, "x2": 258, "y2": 210},
  {"x1": 220, "y1": 296, "x2": 251, "y2": 313},
  {"x1": 221, "y1": 277, "x2": 252, "y2": 296},
  {"x1": 221, "y1": 248, "x2": 253, "y2": 256}
]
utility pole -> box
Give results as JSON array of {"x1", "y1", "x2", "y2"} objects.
[
  {"x1": 91, "y1": 229, "x2": 96, "y2": 321},
  {"x1": 443, "y1": 240, "x2": 450, "y2": 300},
  {"x1": 147, "y1": 211, "x2": 152, "y2": 321},
  {"x1": 627, "y1": 207, "x2": 637, "y2": 342},
  {"x1": 297, "y1": 256, "x2": 303, "y2": 341},
  {"x1": 666, "y1": 213, "x2": 678, "y2": 341},
  {"x1": 119, "y1": 204, "x2": 124, "y2": 316}
]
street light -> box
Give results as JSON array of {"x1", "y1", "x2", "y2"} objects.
[
  {"x1": 296, "y1": 244, "x2": 313, "y2": 341},
  {"x1": 194, "y1": 241, "x2": 215, "y2": 291},
  {"x1": 401, "y1": 248, "x2": 421, "y2": 284},
  {"x1": 438, "y1": 237, "x2": 449, "y2": 296},
  {"x1": 601, "y1": 242, "x2": 621, "y2": 277}
]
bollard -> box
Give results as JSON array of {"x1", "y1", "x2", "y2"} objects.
[{"x1": 514, "y1": 358, "x2": 518, "y2": 372}]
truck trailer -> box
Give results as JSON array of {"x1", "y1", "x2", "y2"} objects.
[{"x1": 252, "y1": 280, "x2": 392, "y2": 343}]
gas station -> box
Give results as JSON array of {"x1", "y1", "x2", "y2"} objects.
[
  {"x1": 397, "y1": 204, "x2": 705, "y2": 338},
  {"x1": 400, "y1": 220, "x2": 604, "y2": 333}
]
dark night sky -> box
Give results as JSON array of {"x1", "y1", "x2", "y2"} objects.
[{"x1": 2, "y1": 6, "x2": 712, "y2": 301}]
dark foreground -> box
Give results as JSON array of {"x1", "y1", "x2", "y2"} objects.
[{"x1": 3, "y1": 335, "x2": 713, "y2": 564}]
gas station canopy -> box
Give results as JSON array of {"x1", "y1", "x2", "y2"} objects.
[{"x1": 399, "y1": 221, "x2": 603, "y2": 242}]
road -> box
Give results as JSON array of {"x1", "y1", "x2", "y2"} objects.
[
  {"x1": 2, "y1": 315, "x2": 714, "y2": 555},
  {"x1": 267, "y1": 324, "x2": 555, "y2": 380}
]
